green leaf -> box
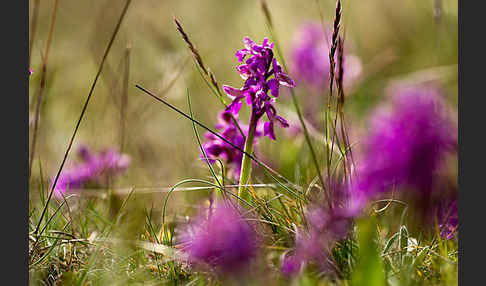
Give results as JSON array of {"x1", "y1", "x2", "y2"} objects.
[
  {"x1": 350, "y1": 218, "x2": 386, "y2": 286},
  {"x1": 413, "y1": 246, "x2": 429, "y2": 267},
  {"x1": 383, "y1": 232, "x2": 400, "y2": 255},
  {"x1": 399, "y1": 225, "x2": 409, "y2": 264}
]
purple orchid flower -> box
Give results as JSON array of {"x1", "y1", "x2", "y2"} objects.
[
  {"x1": 201, "y1": 111, "x2": 262, "y2": 180},
  {"x1": 222, "y1": 37, "x2": 295, "y2": 140}
]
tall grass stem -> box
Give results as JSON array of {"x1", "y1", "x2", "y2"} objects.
[{"x1": 237, "y1": 114, "x2": 258, "y2": 203}]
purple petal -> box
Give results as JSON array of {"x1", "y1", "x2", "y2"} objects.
[
  {"x1": 277, "y1": 72, "x2": 296, "y2": 87},
  {"x1": 264, "y1": 121, "x2": 276, "y2": 140},
  {"x1": 272, "y1": 58, "x2": 281, "y2": 73},
  {"x1": 243, "y1": 37, "x2": 255, "y2": 50},
  {"x1": 116, "y1": 154, "x2": 131, "y2": 170},
  {"x1": 267, "y1": 78, "x2": 280, "y2": 97},
  {"x1": 262, "y1": 37, "x2": 269, "y2": 48},
  {"x1": 275, "y1": 115, "x2": 289, "y2": 128},
  {"x1": 264, "y1": 102, "x2": 276, "y2": 117},
  {"x1": 204, "y1": 132, "x2": 217, "y2": 140},
  {"x1": 262, "y1": 37, "x2": 274, "y2": 50},
  {"x1": 205, "y1": 144, "x2": 223, "y2": 157},
  {"x1": 235, "y1": 49, "x2": 249, "y2": 62},
  {"x1": 222, "y1": 85, "x2": 243, "y2": 98},
  {"x1": 256, "y1": 89, "x2": 267, "y2": 101},
  {"x1": 218, "y1": 111, "x2": 234, "y2": 124},
  {"x1": 281, "y1": 255, "x2": 302, "y2": 276},
  {"x1": 225, "y1": 98, "x2": 243, "y2": 114},
  {"x1": 265, "y1": 103, "x2": 275, "y2": 122},
  {"x1": 78, "y1": 145, "x2": 94, "y2": 162},
  {"x1": 246, "y1": 92, "x2": 253, "y2": 106},
  {"x1": 236, "y1": 64, "x2": 251, "y2": 79},
  {"x1": 182, "y1": 204, "x2": 257, "y2": 273}
]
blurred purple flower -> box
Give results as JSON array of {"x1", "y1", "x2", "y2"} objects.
[
  {"x1": 282, "y1": 207, "x2": 351, "y2": 276},
  {"x1": 223, "y1": 37, "x2": 294, "y2": 140},
  {"x1": 290, "y1": 22, "x2": 362, "y2": 91},
  {"x1": 52, "y1": 145, "x2": 130, "y2": 198},
  {"x1": 181, "y1": 204, "x2": 258, "y2": 274},
  {"x1": 348, "y1": 85, "x2": 457, "y2": 215},
  {"x1": 281, "y1": 255, "x2": 302, "y2": 277},
  {"x1": 202, "y1": 111, "x2": 262, "y2": 180},
  {"x1": 282, "y1": 181, "x2": 352, "y2": 276}
]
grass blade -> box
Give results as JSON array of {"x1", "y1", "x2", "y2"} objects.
[{"x1": 186, "y1": 89, "x2": 222, "y2": 187}]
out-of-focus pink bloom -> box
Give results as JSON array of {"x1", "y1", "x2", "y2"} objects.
[
  {"x1": 52, "y1": 145, "x2": 130, "y2": 198},
  {"x1": 291, "y1": 22, "x2": 362, "y2": 92},
  {"x1": 282, "y1": 180, "x2": 352, "y2": 276},
  {"x1": 348, "y1": 84, "x2": 457, "y2": 216},
  {"x1": 181, "y1": 204, "x2": 258, "y2": 275}
]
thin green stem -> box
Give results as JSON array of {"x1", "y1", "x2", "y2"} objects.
[{"x1": 238, "y1": 114, "x2": 258, "y2": 203}]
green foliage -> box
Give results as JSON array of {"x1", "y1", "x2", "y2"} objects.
[{"x1": 350, "y1": 218, "x2": 386, "y2": 286}]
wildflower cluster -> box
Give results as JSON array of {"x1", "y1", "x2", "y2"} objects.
[
  {"x1": 223, "y1": 37, "x2": 295, "y2": 140},
  {"x1": 52, "y1": 145, "x2": 130, "y2": 198},
  {"x1": 202, "y1": 111, "x2": 262, "y2": 179},
  {"x1": 282, "y1": 181, "x2": 352, "y2": 276},
  {"x1": 291, "y1": 22, "x2": 362, "y2": 91},
  {"x1": 348, "y1": 85, "x2": 457, "y2": 215},
  {"x1": 181, "y1": 204, "x2": 258, "y2": 274}
]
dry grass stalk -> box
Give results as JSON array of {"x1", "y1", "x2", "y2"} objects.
[
  {"x1": 174, "y1": 17, "x2": 208, "y2": 75},
  {"x1": 173, "y1": 16, "x2": 246, "y2": 139},
  {"x1": 29, "y1": 0, "x2": 60, "y2": 180}
]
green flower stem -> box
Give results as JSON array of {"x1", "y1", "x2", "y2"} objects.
[{"x1": 238, "y1": 114, "x2": 258, "y2": 203}]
